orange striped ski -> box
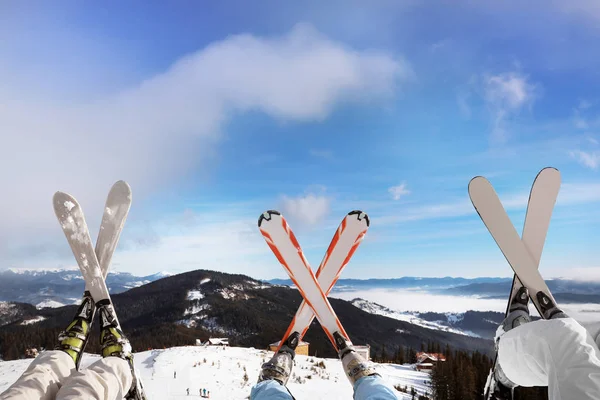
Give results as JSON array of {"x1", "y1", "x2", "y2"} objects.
[{"x1": 258, "y1": 210, "x2": 369, "y2": 352}]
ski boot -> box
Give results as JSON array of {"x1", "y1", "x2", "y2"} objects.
[
  {"x1": 488, "y1": 286, "x2": 532, "y2": 399},
  {"x1": 258, "y1": 332, "x2": 299, "y2": 385},
  {"x1": 98, "y1": 302, "x2": 146, "y2": 400},
  {"x1": 56, "y1": 291, "x2": 96, "y2": 369},
  {"x1": 536, "y1": 291, "x2": 568, "y2": 320},
  {"x1": 501, "y1": 286, "x2": 531, "y2": 333},
  {"x1": 333, "y1": 332, "x2": 378, "y2": 385}
]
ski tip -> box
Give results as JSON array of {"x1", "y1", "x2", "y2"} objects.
[
  {"x1": 467, "y1": 175, "x2": 490, "y2": 192},
  {"x1": 112, "y1": 180, "x2": 132, "y2": 193},
  {"x1": 348, "y1": 210, "x2": 370, "y2": 227},
  {"x1": 53, "y1": 191, "x2": 77, "y2": 209},
  {"x1": 258, "y1": 210, "x2": 281, "y2": 227},
  {"x1": 537, "y1": 166, "x2": 561, "y2": 181},
  {"x1": 52, "y1": 191, "x2": 81, "y2": 220}
]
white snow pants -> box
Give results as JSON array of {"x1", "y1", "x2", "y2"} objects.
[
  {"x1": 498, "y1": 318, "x2": 600, "y2": 400},
  {"x1": 0, "y1": 350, "x2": 132, "y2": 400}
]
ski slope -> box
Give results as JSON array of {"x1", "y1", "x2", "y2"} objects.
[{"x1": 0, "y1": 346, "x2": 431, "y2": 399}]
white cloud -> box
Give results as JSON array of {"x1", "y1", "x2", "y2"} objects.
[
  {"x1": 482, "y1": 72, "x2": 536, "y2": 143},
  {"x1": 376, "y1": 180, "x2": 600, "y2": 226},
  {"x1": 572, "y1": 99, "x2": 594, "y2": 129},
  {"x1": 0, "y1": 23, "x2": 409, "y2": 265},
  {"x1": 280, "y1": 193, "x2": 331, "y2": 227},
  {"x1": 388, "y1": 183, "x2": 411, "y2": 200},
  {"x1": 569, "y1": 150, "x2": 600, "y2": 170}
]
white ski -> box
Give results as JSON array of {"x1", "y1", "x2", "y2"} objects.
[
  {"x1": 468, "y1": 173, "x2": 558, "y2": 316},
  {"x1": 258, "y1": 210, "x2": 355, "y2": 351},
  {"x1": 277, "y1": 210, "x2": 369, "y2": 350}
]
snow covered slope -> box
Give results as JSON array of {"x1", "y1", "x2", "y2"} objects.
[
  {"x1": 351, "y1": 298, "x2": 481, "y2": 337},
  {"x1": 0, "y1": 346, "x2": 431, "y2": 399}
]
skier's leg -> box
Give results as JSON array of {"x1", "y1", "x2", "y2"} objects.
[
  {"x1": 334, "y1": 333, "x2": 397, "y2": 400},
  {"x1": 251, "y1": 333, "x2": 298, "y2": 400},
  {"x1": 0, "y1": 350, "x2": 74, "y2": 400},
  {"x1": 55, "y1": 356, "x2": 132, "y2": 400},
  {"x1": 250, "y1": 381, "x2": 293, "y2": 400},
  {"x1": 498, "y1": 318, "x2": 600, "y2": 400}
]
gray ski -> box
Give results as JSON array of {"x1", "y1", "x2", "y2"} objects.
[
  {"x1": 95, "y1": 180, "x2": 132, "y2": 280},
  {"x1": 468, "y1": 173, "x2": 559, "y2": 316},
  {"x1": 479, "y1": 167, "x2": 561, "y2": 399},
  {"x1": 53, "y1": 190, "x2": 146, "y2": 400}
]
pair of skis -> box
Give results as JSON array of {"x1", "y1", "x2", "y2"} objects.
[
  {"x1": 469, "y1": 167, "x2": 562, "y2": 399},
  {"x1": 53, "y1": 182, "x2": 147, "y2": 400},
  {"x1": 258, "y1": 210, "x2": 369, "y2": 352}
]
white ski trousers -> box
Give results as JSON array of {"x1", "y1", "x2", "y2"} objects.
[
  {"x1": 0, "y1": 350, "x2": 132, "y2": 400},
  {"x1": 498, "y1": 318, "x2": 600, "y2": 400}
]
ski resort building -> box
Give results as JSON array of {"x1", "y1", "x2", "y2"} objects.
[
  {"x1": 196, "y1": 338, "x2": 230, "y2": 346},
  {"x1": 415, "y1": 352, "x2": 446, "y2": 371},
  {"x1": 268, "y1": 340, "x2": 310, "y2": 356},
  {"x1": 354, "y1": 345, "x2": 371, "y2": 361}
]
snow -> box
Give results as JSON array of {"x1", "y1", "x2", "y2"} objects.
[
  {"x1": 20, "y1": 316, "x2": 46, "y2": 325},
  {"x1": 351, "y1": 298, "x2": 480, "y2": 337},
  {"x1": 200, "y1": 278, "x2": 211, "y2": 284},
  {"x1": 36, "y1": 300, "x2": 65, "y2": 309},
  {"x1": 184, "y1": 304, "x2": 210, "y2": 316},
  {"x1": 64, "y1": 200, "x2": 75, "y2": 211},
  {"x1": 123, "y1": 280, "x2": 151, "y2": 289},
  {"x1": 187, "y1": 290, "x2": 205, "y2": 301},
  {"x1": 5, "y1": 267, "x2": 79, "y2": 275},
  {"x1": 0, "y1": 346, "x2": 431, "y2": 399}
]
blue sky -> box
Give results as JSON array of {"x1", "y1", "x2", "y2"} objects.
[{"x1": 2, "y1": 1, "x2": 600, "y2": 280}]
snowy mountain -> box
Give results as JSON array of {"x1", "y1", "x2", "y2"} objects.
[
  {"x1": 0, "y1": 269, "x2": 493, "y2": 363},
  {"x1": 0, "y1": 345, "x2": 432, "y2": 399},
  {"x1": 0, "y1": 268, "x2": 171, "y2": 306},
  {"x1": 350, "y1": 298, "x2": 503, "y2": 339}
]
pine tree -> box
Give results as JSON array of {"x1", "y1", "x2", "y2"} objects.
[{"x1": 381, "y1": 344, "x2": 387, "y2": 363}]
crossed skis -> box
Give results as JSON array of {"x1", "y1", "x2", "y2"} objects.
[
  {"x1": 258, "y1": 210, "x2": 370, "y2": 352},
  {"x1": 53, "y1": 182, "x2": 147, "y2": 400},
  {"x1": 469, "y1": 167, "x2": 564, "y2": 399}
]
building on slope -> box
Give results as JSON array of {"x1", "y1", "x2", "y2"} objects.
[
  {"x1": 196, "y1": 338, "x2": 230, "y2": 346},
  {"x1": 269, "y1": 340, "x2": 309, "y2": 356},
  {"x1": 354, "y1": 345, "x2": 371, "y2": 361},
  {"x1": 415, "y1": 352, "x2": 446, "y2": 372}
]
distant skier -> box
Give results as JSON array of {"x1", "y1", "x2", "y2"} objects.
[
  {"x1": 187, "y1": 387, "x2": 190, "y2": 395},
  {"x1": 174, "y1": 371, "x2": 177, "y2": 379},
  {"x1": 490, "y1": 287, "x2": 600, "y2": 400},
  {"x1": 0, "y1": 294, "x2": 138, "y2": 400},
  {"x1": 250, "y1": 332, "x2": 397, "y2": 400}
]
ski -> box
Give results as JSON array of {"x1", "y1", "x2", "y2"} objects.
[
  {"x1": 95, "y1": 180, "x2": 132, "y2": 280},
  {"x1": 276, "y1": 210, "x2": 369, "y2": 351},
  {"x1": 258, "y1": 210, "x2": 361, "y2": 351},
  {"x1": 480, "y1": 168, "x2": 561, "y2": 399},
  {"x1": 468, "y1": 172, "x2": 559, "y2": 316},
  {"x1": 59, "y1": 181, "x2": 132, "y2": 369},
  {"x1": 53, "y1": 191, "x2": 147, "y2": 400}
]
